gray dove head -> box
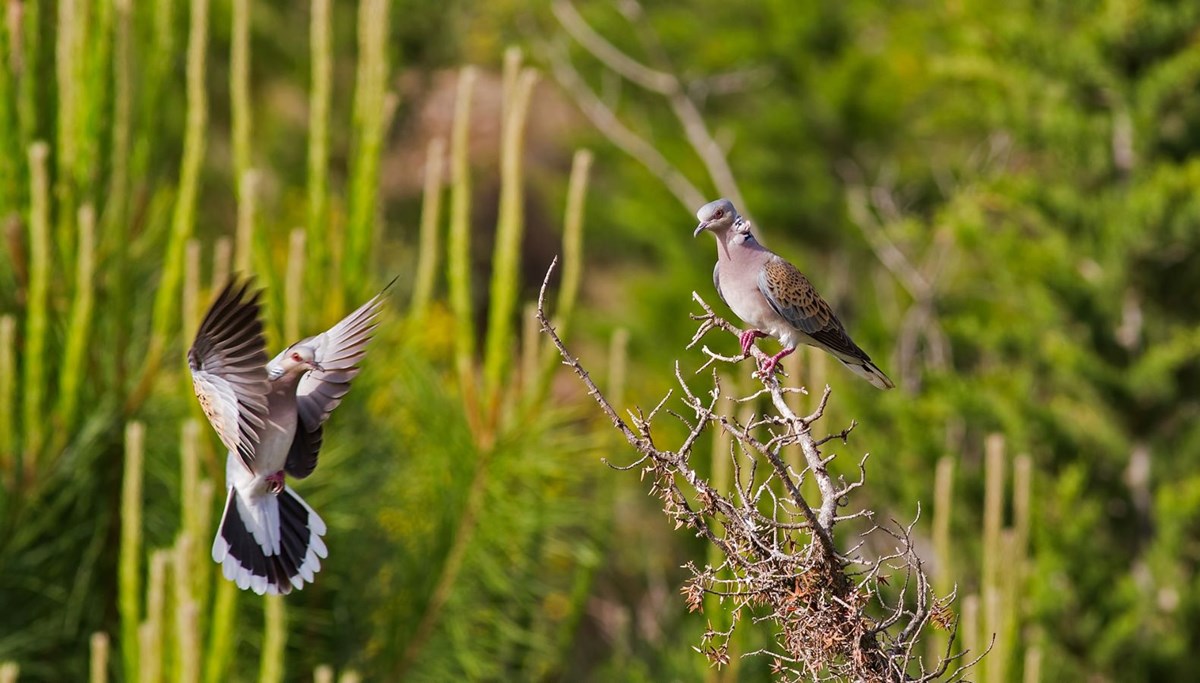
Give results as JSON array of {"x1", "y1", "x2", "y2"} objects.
[
  {"x1": 693, "y1": 198, "x2": 742, "y2": 237},
  {"x1": 267, "y1": 342, "x2": 323, "y2": 380}
]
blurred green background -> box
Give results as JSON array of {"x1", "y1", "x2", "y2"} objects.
[{"x1": 2, "y1": 0, "x2": 1199, "y2": 680}]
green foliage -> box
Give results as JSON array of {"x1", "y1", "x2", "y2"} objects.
[
  {"x1": 553, "y1": 0, "x2": 1200, "y2": 679},
  {"x1": 4, "y1": 0, "x2": 1200, "y2": 680},
  {"x1": 0, "y1": 2, "x2": 603, "y2": 682}
]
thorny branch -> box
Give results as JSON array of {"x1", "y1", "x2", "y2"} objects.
[{"x1": 537, "y1": 258, "x2": 989, "y2": 681}]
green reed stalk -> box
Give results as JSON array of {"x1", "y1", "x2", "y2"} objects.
[
  {"x1": 143, "y1": 550, "x2": 168, "y2": 683},
  {"x1": 1022, "y1": 644, "x2": 1041, "y2": 683},
  {"x1": 108, "y1": 0, "x2": 131, "y2": 229},
  {"x1": 236, "y1": 170, "x2": 258, "y2": 275},
  {"x1": 55, "y1": 204, "x2": 96, "y2": 437},
  {"x1": 483, "y1": 61, "x2": 538, "y2": 394},
  {"x1": 551, "y1": 149, "x2": 592, "y2": 336},
  {"x1": 22, "y1": 142, "x2": 49, "y2": 472},
  {"x1": 306, "y1": 0, "x2": 332, "y2": 291},
  {"x1": 0, "y1": 5, "x2": 20, "y2": 209},
  {"x1": 203, "y1": 580, "x2": 238, "y2": 683},
  {"x1": 286, "y1": 229, "x2": 306, "y2": 341},
  {"x1": 982, "y1": 434, "x2": 1004, "y2": 591},
  {"x1": 337, "y1": 671, "x2": 361, "y2": 683},
  {"x1": 259, "y1": 595, "x2": 286, "y2": 683},
  {"x1": 409, "y1": 137, "x2": 445, "y2": 320},
  {"x1": 0, "y1": 316, "x2": 14, "y2": 477},
  {"x1": 0, "y1": 662, "x2": 18, "y2": 683},
  {"x1": 447, "y1": 67, "x2": 477, "y2": 390},
  {"x1": 90, "y1": 632, "x2": 109, "y2": 683},
  {"x1": 119, "y1": 421, "x2": 145, "y2": 683},
  {"x1": 180, "y1": 421, "x2": 200, "y2": 569},
  {"x1": 519, "y1": 302, "x2": 539, "y2": 394},
  {"x1": 16, "y1": 0, "x2": 41, "y2": 147},
  {"x1": 143, "y1": 0, "x2": 208, "y2": 403},
  {"x1": 928, "y1": 455, "x2": 955, "y2": 665},
  {"x1": 212, "y1": 237, "x2": 231, "y2": 291},
  {"x1": 137, "y1": 623, "x2": 155, "y2": 683},
  {"x1": 175, "y1": 535, "x2": 199, "y2": 683},
  {"x1": 193, "y1": 479, "x2": 214, "y2": 618},
  {"x1": 962, "y1": 592, "x2": 979, "y2": 663},
  {"x1": 78, "y1": 0, "x2": 110, "y2": 201},
  {"x1": 54, "y1": 0, "x2": 85, "y2": 261},
  {"x1": 981, "y1": 434, "x2": 1005, "y2": 681},
  {"x1": 346, "y1": 0, "x2": 391, "y2": 293},
  {"x1": 183, "y1": 239, "x2": 201, "y2": 341},
  {"x1": 103, "y1": 0, "x2": 132, "y2": 393},
  {"x1": 231, "y1": 0, "x2": 252, "y2": 186},
  {"x1": 532, "y1": 149, "x2": 592, "y2": 403},
  {"x1": 55, "y1": 0, "x2": 79, "y2": 170},
  {"x1": 1013, "y1": 454, "x2": 1032, "y2": 574}
]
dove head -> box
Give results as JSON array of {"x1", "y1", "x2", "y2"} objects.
[
  {"x1": 267, "y1": 342, "x2": 323, "y2": 380},
  {"x1": 693, "y1": 199, "x2": 743, "y2": 238}
]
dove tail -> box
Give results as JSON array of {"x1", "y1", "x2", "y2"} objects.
[
  {"x1": 211, "y1": 484, "x2": 328, "y2": 595},
  {"x1": 842, "y1": 358, "x2": 895, "y2": 390}
]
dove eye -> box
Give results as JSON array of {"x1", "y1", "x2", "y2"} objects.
[
  {"x1": 291, "y1": 352, "x2": 302, "y2": 362},
  {"x1": 713, "y1": 209, "x2": 724, "y2": 219}
]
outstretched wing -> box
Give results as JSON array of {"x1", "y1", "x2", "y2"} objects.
[
  {"x1": 757, "y1": 256, "x2": 872, "y2": 363},
  {"x1": 285, "y1": 280, "x2": 393, "y2": 478},
  {"x1": 188, "y1": 277, "x2": 270, "y2": 471}
]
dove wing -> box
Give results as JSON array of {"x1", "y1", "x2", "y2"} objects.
[
  {"x1": 712, "y1": 263, "x2": 729, "y2": 306},
  {"x1": 188, "y1": 278, "x2": 271, "y2": 471},
  {"x1": 285, "y1": 282, "x2": 392, "y2": 479},
  {"x1": 757, "y1": 257, "x2": 872, "y2": 363}
]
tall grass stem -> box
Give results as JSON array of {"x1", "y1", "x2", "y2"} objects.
[{"x1": 119, "y1": 421, "x2": 145, "y2": 683}]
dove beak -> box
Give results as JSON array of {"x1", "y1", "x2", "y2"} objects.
[{"x1": 693, "y1": 221, "x2": 707, "y2": 237}]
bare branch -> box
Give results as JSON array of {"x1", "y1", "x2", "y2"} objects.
[
  {"x1": 548, "y1": 1, "x2": 746, "y2": 212},
  {"x1": 537, "y1": 259, "x2": 978, "y2": 681},
  {"x1": 543, "y1": 41, "x2": 707, "y2": 211}
]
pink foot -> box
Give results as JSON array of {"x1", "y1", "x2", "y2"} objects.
[
  {"x1": 739, "y1": 329, "x2": 768, "y2": 357},
  {"x1": 265, "y1": 470, "x2": 285, "y2": 495},
  {"x1": 756, "y1": 347, "x2": 795, "y2": 378}
]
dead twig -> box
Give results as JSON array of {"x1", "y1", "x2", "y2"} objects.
[{"x1": 537, "y1": 258, "x2": 981, "y2": 681}]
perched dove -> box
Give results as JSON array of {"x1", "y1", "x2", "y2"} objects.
[
  {"x1": 188, "y1": 276, "x2": 391, "y2": 595},
  {"x1": 694, "y1": 199, "x2": 894, "y2": 389}
]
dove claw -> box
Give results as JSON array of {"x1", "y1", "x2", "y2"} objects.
[
  {"x1": 265, "y1": 470, "x2": 285, "y2": 495},
  {"x1": 739, "y1": 329, "x2": 768, "y2": 357}
]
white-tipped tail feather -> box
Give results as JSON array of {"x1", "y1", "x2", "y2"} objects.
[
  {"x1": 840, "y1": 358, "x2": 895, "y2": 390},
  {"x1": 211, "y1": 484, "x2": 328, "y2": 595}
]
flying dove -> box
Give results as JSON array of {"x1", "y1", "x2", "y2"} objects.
[
  {"x1": 694, "y1": 199, "x2": 894, "y2": 389},
  {"x1": 188, "y1": 276, "x2": 391, "y2": 595}
]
